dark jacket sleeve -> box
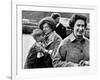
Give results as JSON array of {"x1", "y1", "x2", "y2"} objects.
[
  {"x1": 24, "y1": 45, "x2": 37, "y2": 69},
  {"x1": 55, "y1": 23, "x2": 67, "y2": 39},
  {"x1": 24, "y1": 45, "x2": 53, "y2": 68}
]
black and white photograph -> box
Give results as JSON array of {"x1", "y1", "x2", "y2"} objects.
[
  {"x1": 11, "y1": 2, "x2": 97, "y2": 80},
  {"x1": 1, "y1": 0, "x2": 100, "y2": 80},
  {"x1": 22, "y1": 11, "x2": 90, "y2": 69}
]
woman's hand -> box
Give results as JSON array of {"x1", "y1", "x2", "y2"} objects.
[
  {"x1": 64, "y1": 62, "x2": 78, "y2": 67},
  {"x1": 79, "y1": 60, "x2": 89, "y2": 66}
]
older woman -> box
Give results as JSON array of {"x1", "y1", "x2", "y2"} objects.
[
  {"x1": 39, "y1": 17, "x2": 62, "y2": 59},
  {"x1": 53, "y1": 14, "x2": 89, "y2": 67}
]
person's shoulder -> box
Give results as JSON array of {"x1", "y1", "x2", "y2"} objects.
[
  {"x1": 83, "y1": 35, "x2": 89, "y2": 41},
  {"x1": 83, "y1": 36, "x2": 89, "y2": 44},
  {"x1": 60, "y1": 34, "x2": 71, "y2": 46},
  {"x1": 63, "y1": 35, "x2": 71, "y2": 42},
  {"x1": 30, "y1": 42, "x2": 37, "y2": 50},
  {"x1": 59, "y1": 23, "x2": 64, "y2": 27},
  {"x1": 84, "y1": 36, "x2": 89, "y2": 41},
  {"x1": 54, "y1": 32, "x2": 62, "y2": 40},
  {"x1": 31, "y1": 42, "x2": 36, "y2": 47}
]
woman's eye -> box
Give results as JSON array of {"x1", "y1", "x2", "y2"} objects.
[
  {"x1": 82, "y1": 25, "x2": 85, "y2": 27},
  {"x1": 77, "y1": 24, "x2": 80, "y2": 27},
  {"x1": 77, "y1": 24, "x2": 85, "y2": 27}
]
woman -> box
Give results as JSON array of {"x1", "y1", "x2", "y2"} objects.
[
  {"x1": 53, "y1": 14, "x2": 89, "y2": 67},
  {"x1": 39, "y1": 17, "x2": 62, "y2": 59}
]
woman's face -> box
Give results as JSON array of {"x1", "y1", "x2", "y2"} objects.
[
  {"x1": 73, "y1": 19, "x2": 85, "y2": 38},
  {"x1": 43, "y1": 23, "x2": 52, "y2": 35}
]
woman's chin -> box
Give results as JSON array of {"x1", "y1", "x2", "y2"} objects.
[{"x1": 77, "y1": 34, "x2": 83, "y2": 38}]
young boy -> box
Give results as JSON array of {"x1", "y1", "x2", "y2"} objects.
[{"x1": 24, "y1": 29, "x2": 53, "y2": 69}]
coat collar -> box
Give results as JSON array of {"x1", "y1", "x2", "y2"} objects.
[
  {"x1": 69, "y1": 33, "x2": 76, "y2": 42},
  {"x1": 69, "y1": 33, "x2": 86, "y2": 43},
  {"x1": 45, "y1": 31, "x2": 56, "y2": 46}
]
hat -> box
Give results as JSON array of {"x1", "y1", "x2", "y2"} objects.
[
  {"x1": 39, "y1": 17, "x2": 56, "y2": 31},
  {"x1": 51, "y1": 13, "x2": 61, "y2": 19}
]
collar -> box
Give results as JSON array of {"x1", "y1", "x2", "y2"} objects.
[
  {"x1": 70, "y1": 33, "x2": 86, "y2": 43},
  {"x1": 56, "y1": 23, "x2": 60, "y2": 28},
  {"x1": 69, "y1": 33, "x2": 76, "y2": 42},
  {"x1": 46, "y1": 31, "x2": 56, "y2": 39},
  {"x1": 45, "y1": 31, "x2": 56, "y2": 45}
]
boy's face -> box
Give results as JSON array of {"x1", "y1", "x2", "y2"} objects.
[{"x1": 36, "y1": 34, "x2": 44, "y2": 42}]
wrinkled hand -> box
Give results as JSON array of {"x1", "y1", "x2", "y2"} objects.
[
  {"x1": 35, "y1": 43, "x2": 43, "y2": 51},
  {"x1": 35, "y1": 43, "x2": 47, "y2": 53},
  {"x1": 35, "y1": 45, "x2": 42, "y2": 52},
  {"x1": 79, "y1": 60, "x2": 89, "y2": 66},
  {"x1": 64, "y1": 62, "x2": 78, "y2": 67}
]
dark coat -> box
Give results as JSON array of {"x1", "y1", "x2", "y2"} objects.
[
  {"x1": 55, "y1": 23, "x2": 67, "y2": 39},
  {"x1": 24, "y1": 43, "x2": 53, "y2": 69}
]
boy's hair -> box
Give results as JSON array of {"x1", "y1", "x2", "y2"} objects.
[{"x1": 32, "y1": 29, "x2": 43, "y2": 40}]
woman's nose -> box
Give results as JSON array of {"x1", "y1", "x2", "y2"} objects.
[
  {"x1": 43, "y1": 28, "x2": 46, "y2": 31},
  {"x1": 79, "y1": 26, "x2": 83, "y2": 30}
]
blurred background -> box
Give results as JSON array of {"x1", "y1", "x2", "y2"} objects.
[
  {"x1": 22, "y1": 11, "x2": 90, "y2": 68},
  {"x1": 22, "y1": 11, "x2": 89, "y2": 35}
]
